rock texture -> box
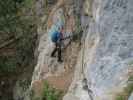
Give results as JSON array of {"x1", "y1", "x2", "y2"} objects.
[
  {"x1": 64, "y1": 0, "x2": 133, "y2": 100},
  {"x1": 16, "y1": 0, "x2": 133, "y2": 100},
  {"x1": 86, "y1": 0, "x2": 133, "y2": 99},
  {"x1": 28, "y1": 0, "x2": 81, "y2": 99}
]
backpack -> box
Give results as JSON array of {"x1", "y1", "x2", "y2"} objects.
[
  {"x1": 49, "y1": 24, "x2": 60, "y2": 42},
  {"x1": 51, "y1": 31, "x2": 60, "y2": 42},
  {"x1": 49, "y1": 20, "x2": 64, "y2": 42}
]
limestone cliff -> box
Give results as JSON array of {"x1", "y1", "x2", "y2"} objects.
[
  {"x1": 64, "y1": 0, "x2": 133, "y2": 100},
  {"x1": 13, "y1": 0, "x2": 133, "y2": 100}
]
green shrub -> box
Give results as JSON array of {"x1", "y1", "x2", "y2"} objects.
[
  {"x1": 116, "y1": 95, "x2": 125, "y2": 100},
  {"x1": 73, "y1": 15, "x2": 83, "y2": 41},
  {"x1": 42, "y1": 82, "x2": 63, "y2": 100},
  {"x1": 0, "y1": 56, "x2": 17, "y2": 73},
  {"x1": 24, "y1": 0, "x2": 35, "y2": 8},
  {"x1": 0, "y1": 0, "x2": 37, "y2": 74}
]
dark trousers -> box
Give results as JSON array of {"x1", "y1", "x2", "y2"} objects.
[{"x1": 51, "y1": 42, "x2": 62, "y2": 61}]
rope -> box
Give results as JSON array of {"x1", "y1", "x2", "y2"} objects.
[
  {"x1": 81, "y1": 16, "x2": 94, "y2": 100},
  {"x1": 81, "y1": 15, "x2": 91, "y2": 76},
  {"x1": 81, "y1": 29, "x2": 94, "y2": 100},
  {"x1": 81, "y1": 30, "x2": 86, "y2": 77}
]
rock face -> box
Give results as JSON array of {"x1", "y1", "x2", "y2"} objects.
[
  {"x1": 64, "y1": 0, "x2": 133, "y2": 100},
  {"x1": 86, "y1": 0, "x2": 133, "y2": 99},
  {"x1": 18, "y1": 0, "x2": 133, "y2": 100},
  {"x1": 27, "y1": 0, "x2": 81, "y2": 99}
]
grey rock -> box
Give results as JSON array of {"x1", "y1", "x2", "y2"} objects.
[
  {"x1": 15, "y1": 0, "x2": 133, "y2": 100},
  {"x1": 129, "y1": 93, "x2": 133, "y2": 100},
  {"x1": 84, "y1": 0, "x2": 133, "y2": 99},
  {"x1": 65, "y1": 0, "x2": 133, "y2": 100}
]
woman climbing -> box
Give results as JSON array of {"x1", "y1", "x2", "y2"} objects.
[
  {"x1": 48, "y1": 8, "x2": 65, "y2": 63},
  {"x1": 49, "y1": 23, "x2": 64, "y2": 63}
]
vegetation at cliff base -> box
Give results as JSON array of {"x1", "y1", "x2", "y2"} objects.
[
  {"x1": 42, "y1": 82, "x2": 63, "y2": 100},
  {"x1": 0, "y1": 0, "x2": 37, "y2": 74}
]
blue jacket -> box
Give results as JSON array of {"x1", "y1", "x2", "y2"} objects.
[
  {"x1": 51, "y1": 31, "x2": 60, "y2": 42},
  {"x1": 49, "y1": 22, "x2": 63, "y2": 42}
]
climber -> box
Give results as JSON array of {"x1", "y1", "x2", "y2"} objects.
[{"x1": 49, "y1": 24, "x2": 64, "y2": 63}]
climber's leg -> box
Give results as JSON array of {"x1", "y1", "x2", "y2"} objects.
[
  {"x1": 57, "y1": 42, "x2": 63, "y2": 62},
  {"x1": 51, "y1": 43, "x2": 58, "y2": 57}
]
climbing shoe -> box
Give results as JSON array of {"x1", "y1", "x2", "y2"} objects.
[
  {"x1": 51, "y1": 54, "x2": 56, "y2": 57},
  {"x1": 58, "y1": 59, "x2": 63, "y2": 63}
]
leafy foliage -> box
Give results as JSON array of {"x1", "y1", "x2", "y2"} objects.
[
  {"x1": 73, "y1": 15, "x2": 83, "y2": 41},
  {"x1": 0, "y1": 56, "x2": 17, "y2": 73},
  {"x1": 0, "y1": 0, "x2": 22, "y2": 34},
  {"x1": 0, "y1": 0, "x2": 37, "y2": 74},
  {"x1": 42, "y1": 82, "x2": 63, "y2": 100}
]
